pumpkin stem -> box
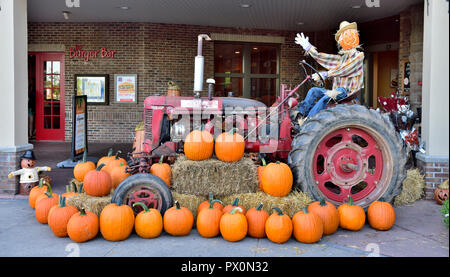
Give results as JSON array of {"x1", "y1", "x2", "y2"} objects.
[
  {"x1": 79, "y1": 208, "x2": 86, "y2": 216},
  {"x1": 44, "y1": 191, "x2": 53, "y2": 198},
  {"x1": 107, "y1": 148, "x2": 113, "y2": 157},
  {"x1": 256, "y1": 203, "x2": 264, "y2": 211},
  {"x1": 58, "y1": 195, "x2": 66, "y2": 207},
  {"x1": 319, "y1": 198, "x2": 327, "y2": 206},
  {"x1": 175, "y1": 200, "x2": 181, "y2": 209},
  {"x1": 261, "y1": 158, "x2": 266, "y2": 167},
  {"x1": 159, "y1": 155, "x2": 164, "y2": 164},
  {"x1": 232, "y1": 197, "x2": 239, "y2": 207},
  {"x1": 82, "y1": 151, "x2": 87, "y2": 163},
  {"x1": 276, "y1": 161, "x2": 280, "y2": 164},
  {"x1": 133, "y1": 202, "x2": 150, "y2": 213},
  {"x1": 114, "y1": 150, "x2": 122, "y2": 160},
  {"x1": 97, "y1": 163, "x2": 106, "y2": 171},
  {"x1": 42, "y1": 181, "x2": 53, "y2": 195},
  {"x1": 228, "y1": 128, "x2": 239, "y2": 135},
  {"x1": 71, "y1": 181, "x2": 77, "y2": 193},
  {"x1": 79, "y1": 184, "x2": 84, "y2": 193},
  {"x1": 302, "y1": 207, "x2": 309, "y2": 214},
  {"x1": 209, "y1": 199, "x2": 224, "y2": 209},
  {"x1": 272, "y1": 206, "x2": 283, "y2": 215},
  {"x1": 230, "y1": 207, "x2": 243, "y2": 214},
  {"x1": 65, "y1": 185, "x2": 69, "y2": 193},
  {"x1": 208, "y1": 192, "x2": 213, "y2": 202},
  {"x1": 348, "y1": 195, "x2": 354, "y2": 206},
  {"x1": 38, "y1": 178, "x2": 44, "y2": 188}
]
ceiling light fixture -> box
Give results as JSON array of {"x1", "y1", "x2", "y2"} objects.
[
  {"x1": 62, "y1": 11, "x2": 71, "y2": 20},
  {"x1": 297, "y1": 22, "x2": 304, "y2": 25},
  {"x1": 351, "y1": 5, "x2": 361, "y2": 9},
  {"x1": 118, "y1": 6, "x2": 130, "y2": 10},
  {"x1": 235, "y1": 51, "x2": 241, "y2": 54},
  {"x1": 240, "y1": 4, "x2": 251, "y2": 8}
]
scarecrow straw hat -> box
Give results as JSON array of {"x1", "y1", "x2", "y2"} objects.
[{"x1": 335, "y1": 21, "x2": 358, "y2": 42}]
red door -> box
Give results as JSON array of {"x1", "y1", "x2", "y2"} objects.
[{"x1": 34, "y1": 52, "x2": 65, "y2": 141}]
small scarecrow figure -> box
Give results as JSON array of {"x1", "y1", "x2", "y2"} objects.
[
  {"x1": 294, "y1": 21, "x2": 365, "y2": 125},
  {"x1": 8, "y1": 150, "x2": 51, "y2": 195}
]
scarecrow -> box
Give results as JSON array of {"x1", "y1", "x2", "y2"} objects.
[
  {"x1": 294, "y1": 21, "x2": 365, "y2": 125},
  {"x1": 8, "y1": 150, "x2": 51, "y2": 195}
]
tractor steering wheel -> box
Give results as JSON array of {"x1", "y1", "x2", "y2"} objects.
[{"x1": 299, "y1": 60, "x2": 325, "y2": 88}]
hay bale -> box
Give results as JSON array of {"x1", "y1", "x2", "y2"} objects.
[
  {"x1": 394, "y1": 169, "x2": 426, "y2": 206},
  {"x1": 171, "y1": 191, "x2": 207, "y2": 218},
  {"x1": 67, "y1": 190, "x2": 113, "y2": 217},
  {"x1": 171, "y1": 155, "x2": 258, "y2": 196},
  {"x1": 219, "y1": 190, "x2": 313, "y2": 218}
]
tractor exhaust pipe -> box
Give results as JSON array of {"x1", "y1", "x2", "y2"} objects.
[{"x1": 194, "y1": 34, "x2": 211, "y2": 98}]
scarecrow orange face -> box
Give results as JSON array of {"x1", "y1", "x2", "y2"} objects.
[{"x1": 339, "y1": 29, "x2": 359, "y2": 50}]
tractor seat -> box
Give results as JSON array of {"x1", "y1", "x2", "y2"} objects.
[{"x1": 328, "y1": 92, "x2": 360, "y2": 106}]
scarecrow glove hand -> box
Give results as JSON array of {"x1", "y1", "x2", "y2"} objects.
[
  {"x1": 295, "y1": 33, "x2": 312, "y2": 51},
  {"x1": 325, "y1": 90, "x2": 342, "y2": 100},
  {"x1": 8, "y1": 173, "x2": 13, "y2": 179}
]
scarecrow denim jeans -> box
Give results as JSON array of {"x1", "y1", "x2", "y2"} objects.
[{"x1": 297, "y1": 87, "x2": 348, "y2": 117}]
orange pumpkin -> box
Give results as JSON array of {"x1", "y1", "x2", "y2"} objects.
[
  {"x1": 338, "y1": 195, "x2": 366, "y2": 231},
  {"x1": 197, "y1": 192, "x2": 224, "y2": 216},
  {"x1": 292, "y1": 208, "x2": 324, "y2": 243},
  {"x1": 307, "y1": 198, "x2": 340, "y2": 235},
  {"x1": 97, "y1": 148, "x2": 114, "y2": 167},
  {"x1": 245, "y1": 203, "x2": 269, "y2": 238},
  {"x1": 35, "y1": 181, "x2": 58, "y2": 208},
  {"x1": 110, "y1": 162, "x2": 131, "y2": 189},
  {"x1": 257, "y1": 158, "x2": 267, "y2": 191},
  {"x1": 150, "y1": 155, "x2": 172, "y2": 187},
  {"x1": 184, "y1": 129, "x2": 214, "y2": 161},
  {"x1": 48, "y1": 196, "x2": 78, "y2": 237},
  {"x1": 265, "y1": 207, "x2": 293, "y2": 244},
  {"x1": 261, "y1": 161, "x2": 293, "y2": 197},
  {"x1": 61, "y1": 182, "x2": 78, "y2": 200},
  {"x1": 100, "y1": 203, "x2": 135, "y2": 241},
  {"x1": 29, "y1": 179, "x2": 48, "y2": 209},
  {"x1": 83, "y1": 164, "x2": 112, "y2": 197},
  {"x1": 133, "y1": 202, "x2": 163, "y2": 239},
  {"x1": 222, "y1": 198, "x2": 246, "y2": 214},
  {"x1": 367, "y1": 200, "x2": 395, "y2": 231},
  {"x1": 197, "y1": 199, "x2": 224, "y2": 238},
  {"x1": 73, "y1": 151, "x2": 96, "y2": 182},
  {"x1": 214, "y1": 129, "x2": 245, "y2": 162},
  {"x1": 163, "y1": 201, "x2": 194, "y2": 236},
  {"x1": 35, "y1": 183, "x2": 59, "y2": 224},
  {"x1": 339, "y1": 29, "x2": 360, "y2": 50},
  {"x1": 67, "y1": 209, "x2": 99, "y2": 243},
  {"x1": 219, "y1": 207, "x2": 248, "y2": 242},
  {"x1": 102, "y1": 151, "x2": 127, "y2": 175}
]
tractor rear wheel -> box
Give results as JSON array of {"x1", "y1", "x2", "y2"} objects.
[{"x1": 288, "y1": 105, "x2": 407, "y2": 209}]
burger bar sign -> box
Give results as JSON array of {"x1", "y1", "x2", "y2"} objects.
[{"x1": 69, "y1": 45, "x2": 117, "y2": 62}]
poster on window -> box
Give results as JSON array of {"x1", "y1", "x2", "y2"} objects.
[
  {"x1": 72, "y1": 95, "x2": 88, "y2": 160},
  {"x1": 115, "y1": 74, "x2": 137, "y2": 103},
  {"x1": 75, "y1": 74, "x2": 109, "y2": 105}
]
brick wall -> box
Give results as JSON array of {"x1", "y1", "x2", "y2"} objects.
[
  {"x1": 28, "y1": 22, "x2": 325, "y2": 143},
  {"x1": 0, "y1": 151, "x2": 25, "y2": 194},
  {"x1": 416, "y1": 157, "x2": 449, "y2": 199}
]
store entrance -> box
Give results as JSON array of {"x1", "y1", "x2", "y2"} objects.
[{"x1": 29, "y1": 52, "x2": 65, "y2": 141}]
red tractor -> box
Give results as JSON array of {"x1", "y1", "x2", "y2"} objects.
[{"x1": 112, "y1": 34, "x2": 406, "y2": 214}]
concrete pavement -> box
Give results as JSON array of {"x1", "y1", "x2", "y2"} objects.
[{"x1": 0, "y1": 199, "x2": 447, "y2": 257}]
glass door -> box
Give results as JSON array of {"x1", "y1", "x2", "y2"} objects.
[{"x1": 34, "y1": 52, "x2": 65, "y2": 141}]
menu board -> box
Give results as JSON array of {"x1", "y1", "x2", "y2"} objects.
[
  {"x1": 115, "y1": 74, "x2": 137, "y2": 103},
  {"x1": 71, "y1": 95, "x2": 88, "y2": 160}
]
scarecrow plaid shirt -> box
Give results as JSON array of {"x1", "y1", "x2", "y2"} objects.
[{"x1": 306, "y1": 46, "x2": 364, "y2": 96}]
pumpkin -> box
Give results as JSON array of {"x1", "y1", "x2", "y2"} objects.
[
  {"x1": 265, "y1": 207, "x2": 293, "y2": 244},
  {"x1": 163, "y1": 201, "x2": 194, "y2": 236},
  {"x1": 150, "y1": 155, "x2": 172, "y2": 187},
  {"x1": 110, "y1": 162, "x2": 131, "y2": 189},
  {"x1": 132, "y1": 202, "x2": 163, "y2": 239},
  {"x1": 67, "y1": 209, "x2": 99, "y2": 243},
  {"x1": 214, "y1": 129, "x2": 245, "y2": 162},
  {"x1": 367, "y1": 200, "x2": 395, "y2": 231},
  {"x1": 73, "y1": 151, "x2": 95, "y2": 182},
  {"x1": 48, "y1": 195, "x2": 78, "y2": 237},
  {"x1": 222, "y1": 197, "x2": 246, "y2": 214},
  {"x1": 29, "y1": 178, "x2": 48, "y2": 209},
  {"x1": 97, "y1": 148, "x2": 114, "y2": 167},
  {"x1": 245, "y1": 203, "x2": 269, "y2": 238},
  {"x1": 307, "y1": 198, "x2": 340, "y2": 235},
  {"x1": 100, "y1": 203, "x2": 135, "y2": 241},
  {"x1": 338, "y1": 195, "x2": 366, "y2": 231},
  {"x1": 339, "y1": 29, "x2": 360, "y2": 50},
  {"x1": 197, "y1": 199, "x2": 224, "y2": 238},
  {"x1": 102, "y1": 151, "x2": 127, "y2": 175},
  {"x1": 197, "y1": 192, "x2": 224, "y2": 216},
  {"x1": 184, "y1": 129, "x2": 214, "y2": 161},
  {"x1": 292, "y1": 208, "x2": 323, "y2": 243},
  {"x1": 35, "y1": 181, "x2": 58, "y2": 207},
  {"x1": 434, "y1": 180, "x2": 449, "y2": 205},
  {"x1": 83, "y1": 164, "x2": 112, "y2": 197},
  {"x1": 257, "y1": 158, "x2": 267, "y2": 191},
  {"x1": 219, "y1": 207, "x2": 248, "y2": 242},
  {"x1": 261, "y1": 161, "x2": 293, "y2": 197},
  {"x1": 35, "y1": 183, "x2": 59, "y2": 224},
  {"x1": 62, "y1": 182, "x2": 78, "y2": 200}
]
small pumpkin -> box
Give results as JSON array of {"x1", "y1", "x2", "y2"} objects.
[
  {"x1": 29, "y1": 178, "x2": 48, "y2": 209},
  {"x1": 367, "y1": 200, "x2": 395, "y2": 231},
  {"x1": 219, "y1": 207, "x2": 248, "y2": 242},
  {"x1": 67, "y1": 208, "x2": 99, "y2": 243},
  {"x1": 338, "y1": 195, "x2": 366, "y2": 231},
  {"x1": 434, "y1": 180, "x2": 449, "y2": 205},
  {"x1": 163, "y1": 201, "x2": 194, "y2": 236},
  {"x1": 100, "y1": 203, "x2": 135, "y2": 241},
  {"x1": 214, "y1": 128, "x2": 245, "y2": 162},
  {"x1": 261, "y1": 161, "x2": 293, "y2": 197},
  {"x1": 35, "y1": 181, "x2": 58, "y2": 207},
  {"x1": 83, "y1": 164, "x2": 112, "y2": 197},
  {"x1": 292, "y1": 208, "x2": 324, "y2": 243},
  {"x1": 150, "y1": 155, "x2": 172, "y2": 187},
  {"x1": 246, "y1": 203, "x2": 269, "y2": 238},
  {"x1": 197, "y1": 199, "x2": 224, "y2": 238},
  {"x1": 133, "y1": 202, "x2": 163, "y2": 239},
  {"x1": 62, "y1": 182, "x2": 78, "y2": 200},
  {"x1": 102, "y1": 151, "x2": 127, "y2": 175},
  {"x1": 257, "y1": 158, "x2": 267, "y2": 191},
  {"x1": 307, "y1": 198, "x2": 339, "y2": 235},
  {"x1": 73, "y1": 151, "x2": 95, "y2": 182},
  {"x1": 35, "y1": 184, "x2": 59, "y2": 224},
  {"x1": 48, "y1": 195, "x2": 78, "y2": 237},
  {"x1": 265, "y1": 207, "x2": 293, "y2": 244},
  {"x1": 110, "y1": 162, "x2": 131, "y2": 189},
  {"x1": 97, "y1": 148, "x2": 114, "y2": 167},
  {"x1": 184, "y1": 129, "x2": 214, "y2": 161},
  {"x1": 197, "y1": 192, "x2": 224, "y2": 216},
  {"x1": 222, "y1": 197, "x2": 246, "y2": 214}
]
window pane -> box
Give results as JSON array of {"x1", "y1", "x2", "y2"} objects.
[
  {"x1": 251, "y1": 46, "x2": 277, "y2": 74},
  {"x1": 52, "y1": 61, "x2": 60, "y2": 74},
  {"x1": 214, "y1": 77, "x2": 243, "y2": 97},
  {"x1": 52, "y1": 103, "x2": 60, "y2": 115},
  {"x1": 44, "y1": 75, "x2": 52, "y2": 88},
  {"x1": 53, "y1": 116, "x2": 60, "y2": 129},
  {"x1": 44, "y1": 102, "x2": 51, "y2": 115},
  {"x1": 251, "y1": 78, "x2": 277, "y2": 106},
  {"x1": 214, "y1": 44, "x2": 243, "y2": 73},
  {"x1": 53, "y1": 88, "x2": 60, "y2": 101},
  {"x1": 44, "y1": 116, "x2": 52, "y2": 129},
  {"x1": 44, "y1": 61, "x2": 52, "y2": 74},
  {"x1": 44, "y1": 88, "x2": 52, "y2": 100},
  {"x1": 53, "y1": 75, "x2": 60, "y2": 89}
]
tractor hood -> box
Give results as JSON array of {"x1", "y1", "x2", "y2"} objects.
[{"x1": 221, "y1": 97, "x2": 267, "y2": 110}]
